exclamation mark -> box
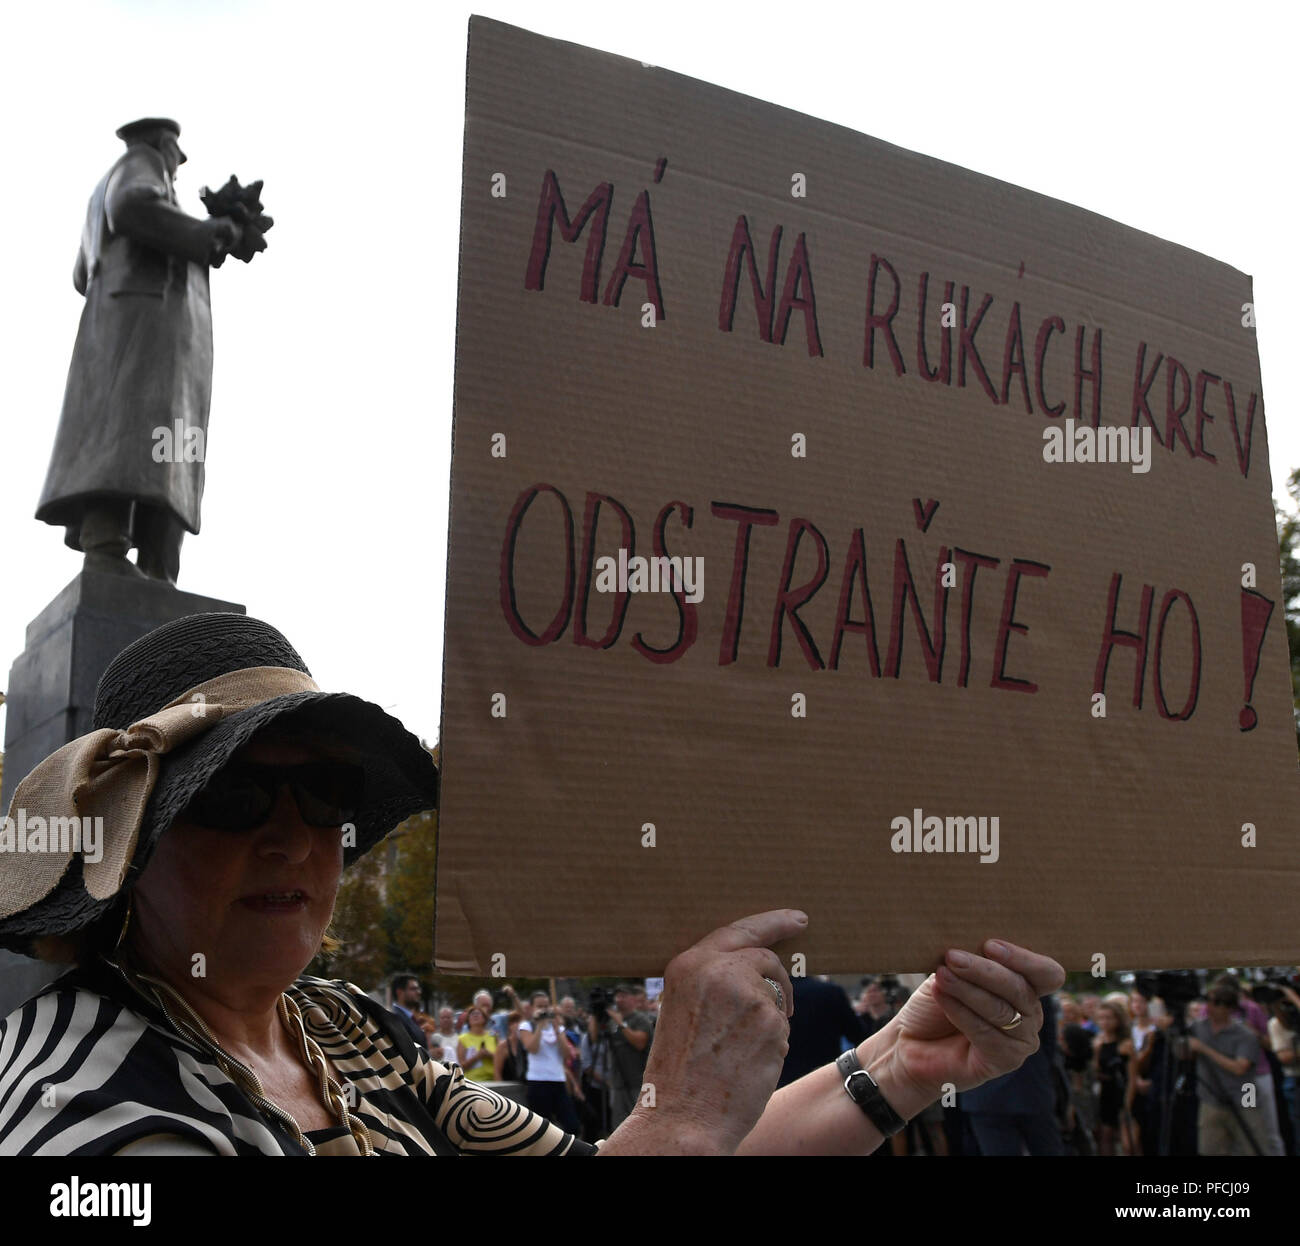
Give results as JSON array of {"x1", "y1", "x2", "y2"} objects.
[{"x1": 1239, "y1": 588, "x2": 1274, "y2": 731}]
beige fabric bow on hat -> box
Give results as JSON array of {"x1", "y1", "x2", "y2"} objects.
[{"x1": 0, "y1": 666, "x2": 320, "y2": 920}]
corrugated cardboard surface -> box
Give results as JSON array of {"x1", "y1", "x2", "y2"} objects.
[{"x1": 438, "y1": 16, "x2": 1299, "y2": 975}]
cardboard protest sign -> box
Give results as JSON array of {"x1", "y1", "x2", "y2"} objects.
[{"x1": 436, "y1": 16, "x2": 1300, "y2": 976}]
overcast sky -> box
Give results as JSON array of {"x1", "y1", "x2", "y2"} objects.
[{"x1": 1, "y1": 0, "x2": 1295, "y2": 752}]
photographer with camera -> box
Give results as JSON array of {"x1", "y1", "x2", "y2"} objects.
[
  {"x1": 587, "y1": 984, "x2": 655, "y2": 1130},
  {"x1": 1216, "y1": 974, "x2": 1286, "y2": 1154},
  {"x1": 1184, "y1": 982, "x2": 1269, "y2": 1156},
  {"x1": 520, "y1": 990, "x2": 581, "y2": 1134}
]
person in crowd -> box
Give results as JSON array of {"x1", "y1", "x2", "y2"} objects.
[
  {"x1": 0, "y1": 613, "x2": 1064, "y2": 1156},
  {"x1": 1058, "y1": 994, "x2": 1098, "y2": 1142},
  {"x1": 1079, "y1": 995, "x2": 1100, "y2": 1034},
  {"x1": 578, "y1": 1013, "x2": 610, "y2": 1141},
  {"x1": 1128, "y1": 990, "x2": 1157, "y2": 1155},
  {"x1": 520, "y1": 990, "x2": 581, "y2": 1134},
  {"x1": 1130, "y1": 997, "x2": 1162, "y2": 1153},
  {"x1": 962, "y1": 995, "x2": 1062, "y2": 1156},
  {"x1": 779, "y1": 976, "x2": 865, "y2": 1088},
  {"x1": 856, "y1": 977, "x2": 908, "y2": 1153},
  {"x1": 457, "y1": 1007, "x2": 498, "y2": 1082},
  {"x1": 430, "y1": 1008, "x2": 458, "y2": 1065},
  {"x1": 856, "y1": 979, "x2": 894, "y2": 1038},
  {"x1": 1187, "y1": 982, "x2": 1269, "y2": 1156},
  {"x1": 462, "y1": 990, "x2": 494, "y2": 1035},
  {"x1": 1267, "y1": 984, "x2": 1300, "y2": 1152},
  {"x1": 1214, "y1": 975, "x2": 1285, "y2": 1155},
  {"x1": 489, "y1": 986, "x2": 519, "y2": 1040},
  {"x1": 1092, "y1": 997, "x2": 1133, "y2": 1155},
  {"x1": 559, "y1": 996, "x2": 580, "y2": 1029},
  {"x1": 561, "y1": 1007, "x2": 587, "y2": 1113},
  {"x1": 493, "y1": 1010, "x2": 529, "y2": 1083},
  {"x1": 1130, "y1": 991, "x2": 1155, "y2": 1048},
  {"x1": 390, "y1": 974, "x2": 429, "y2": 1052},
  {"x1": 595, "y1": 983, "x2": 655, "y2": 1130},
  {"x1": 415, "y1": 1014, "x2": 448, "y2": 1064}
]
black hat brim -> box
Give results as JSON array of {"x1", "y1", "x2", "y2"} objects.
[{"x1": 0, "y1": 692, "x2": 438, "y2": 949}]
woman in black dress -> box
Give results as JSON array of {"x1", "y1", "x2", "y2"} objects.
[{"x1": 1093, "y1": 998, "x2": 1135, "y2": 1155}]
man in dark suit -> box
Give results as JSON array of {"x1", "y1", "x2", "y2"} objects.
[
  {"x1": 390, "y1": 973, "x2": 430, "y2": 1051},
  {"x1": 961, "y1": 993, "x2": 1063, "y2": 1154},
  {"x1": 36, "y1": 118, "x2": 245, "y2": 583},
  {"x1": 778, "y1": 976, "x2": 866, "y2": 1087}
]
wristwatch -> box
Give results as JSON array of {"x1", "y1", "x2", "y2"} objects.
[{"x1": 835, "y1": 1049, "x2": 907, "y2": 1136}]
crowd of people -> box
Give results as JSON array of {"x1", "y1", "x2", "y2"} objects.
[
  {"x1": 1054, "y1": 975, "x2": 1300, "y2": 1158},
  {"x1": 390, "y1": 968, "x2": 1300, "y2": 1156},
  {"x1": 388, "y1": 977, "x2": 657, "y2": 1142},
  {"x1": 849, "y1": 970, "x2": 1300, "y2": 1157}
]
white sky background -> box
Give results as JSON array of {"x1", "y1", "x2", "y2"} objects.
[{"x1": 1, "y1": 0, "x2": 1296, "y2": 750}]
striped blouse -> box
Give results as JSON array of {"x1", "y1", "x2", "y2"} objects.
[{"x1": 0, "y1": 958, "x2": 596, "y2": 1156}]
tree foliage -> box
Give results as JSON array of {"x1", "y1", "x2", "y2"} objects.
[
  {"x1": 309, "y1": 742, "x2": 439, "y2": 989},
  {"x1": 310, "y1": 844, "x2": 387, "y2": 986},
  {"x1": 1275, "y1": 468, "x2": 1300, "y2": 755},
  {"x1": 389, "y1": 804, "x2": 438, "y2": 972}
]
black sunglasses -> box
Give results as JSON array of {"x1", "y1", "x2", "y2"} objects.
[{"x1": 183, "y1": 761, "x2": 365, "y2": 831}]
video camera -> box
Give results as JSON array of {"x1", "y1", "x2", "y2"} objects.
[{"x1": 589, "y1": 986, "x2": 615, "y2": 1024}]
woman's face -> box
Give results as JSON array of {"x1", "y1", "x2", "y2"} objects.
[
  {"x1": 1099, "y1": 1006, "x2": 1120, "y2": 1036},
  {"x1": 467, "y1": 1007, "x2": 486, "y2": 1030},
  {"x1": 129, "y1": 733, "x2": 346, "y2": 999},
  {"x1": 1130, "y1": 992, "x2": 1148, "y2": 1020}
]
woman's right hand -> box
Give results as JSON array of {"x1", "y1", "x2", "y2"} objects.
[{"x1": 620, "y1": 909, "x2": 803, "y2": 1153}]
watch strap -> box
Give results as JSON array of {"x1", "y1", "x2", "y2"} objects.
[{"x1": 836, "y1": 1049, "x2": 908, "y2": 1136}]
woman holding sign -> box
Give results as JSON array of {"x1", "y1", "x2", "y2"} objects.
[{"x1": 0, "y1": 614, "x2": 1062, "y2": 1155}]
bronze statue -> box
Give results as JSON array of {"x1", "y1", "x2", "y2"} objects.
[{"x1": 35, "y1": 119, "x2": 268, "y2": 584}]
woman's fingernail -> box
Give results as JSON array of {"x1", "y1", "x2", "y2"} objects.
[
  {"x1": 792, "y1": 911, "x2": 809, "y2": 924},
  {"x1": 987, "y1": 940, "x2": 1009, "y2": 958},
  {"x1": 948, "y1": 950, "x2": 971, "y2": 968}
]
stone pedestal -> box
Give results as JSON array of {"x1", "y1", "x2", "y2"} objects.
[{"x1": 0, "y1": 569, "x2": 243, "y2": 1015}]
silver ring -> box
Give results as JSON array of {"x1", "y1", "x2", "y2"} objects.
[
  {"x1": 762, "y1": 976, "x2": 786, "y2": 1013},
  {"x1": 1000, "y1": 1010, "x2": 1024, "y2": 1031}
]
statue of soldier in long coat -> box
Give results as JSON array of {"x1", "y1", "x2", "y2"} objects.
[{"x1": 35, "y1": 118, "x2": 245, "y2": 584}]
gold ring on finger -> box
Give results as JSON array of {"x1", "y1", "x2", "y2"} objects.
[{"x1": 1000, "y1": 1010, "x2": 1024, "y2": 1031}]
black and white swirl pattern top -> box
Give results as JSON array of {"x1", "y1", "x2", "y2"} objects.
[{"x1": 0, "y1": 958, "x2": 598, "y2": 1156}]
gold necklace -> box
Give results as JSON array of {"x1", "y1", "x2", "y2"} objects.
[{"x1": 107, "y1": 957, "x2": 375, "y2": 1155}]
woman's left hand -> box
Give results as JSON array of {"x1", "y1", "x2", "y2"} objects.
[{"x1": 872, "y1": 939, "x2": 1065, "y2": 1110}]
